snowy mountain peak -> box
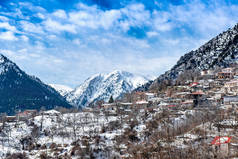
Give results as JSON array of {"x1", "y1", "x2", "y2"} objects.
[
  {"x1": 66, "y1": 70, "x2": 150, "y2": 107},
  {"x1": 49, "y1": 84, "x2": 73, "y2": 96}
]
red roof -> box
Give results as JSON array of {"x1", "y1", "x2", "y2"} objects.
[
  {"x1": 135, "y1": 91, "x2": 145, "y2": 95},
  {"x1": 211, "y1": 136, "x2": 231, "y2": 145},
  {"x1": 190, "y1": 82, "x2": 199, "y2": 87},
  {"x1": 191, "y1": 91, "x2": 204, "y2": 95}
]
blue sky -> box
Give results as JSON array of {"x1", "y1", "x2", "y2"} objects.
[{"x1": 0, "y1": 0, "x2": 238, "y2": 87}]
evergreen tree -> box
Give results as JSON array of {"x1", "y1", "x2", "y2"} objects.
[{"x1": 108, "y1": 96, "x2": 114, "y2": 103}]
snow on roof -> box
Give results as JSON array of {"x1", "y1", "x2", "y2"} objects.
[
  {"x1": 44, "y1": 110, "x2": 61, "y2": 115},
  {"x1": 145, "y1": 93, "x2": 155, "y2": 96},
  {"x1": 182, "y1": 100, "x2": 193, "y2": 104},
  {"x1": 158, "y1": 102, "x2": 169, "y2": 106},
  {"x1": 225, "y1": 79, "x2": 238, "y2": 84},
  {"x1": 221, "y1": 67, "x2": 234, "y2": 73},
  {"x1": 120, "y1": 102, "x2": 133, "y2": 105},
  {"x1": 214, "y1": 90, "x2": 225, "y2": 94},
  {"x1": 136, "y1": 101, "x2": 148, "y2": 104},
  {"x1": 211, "y1": 136, "x2": 231, "y2": 145},
  {"x1": 102, "y1": 103, "x2": 116, "y2": 106},
  {"x1": 175, "y1": 92, "x2": 190, "y2": 95}
]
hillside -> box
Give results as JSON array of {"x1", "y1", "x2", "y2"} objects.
[
  {"x1": 0, "y1": 54, "x2": 72, "y2": 114},
  {"x1": 139, "y1": 23, "x2": 238, "y2": 91}
]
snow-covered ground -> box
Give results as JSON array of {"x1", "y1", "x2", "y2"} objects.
[{"x1": 1, "y1": 105, "x2": 238, "y2": 158}]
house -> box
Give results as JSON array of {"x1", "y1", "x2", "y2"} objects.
[
  {"x1": 181, "y1": 100, "x2": 194, "y2": 108},
  {"x1": 189, "y1": 82, "x2": 199, "y2": 87},
  {"x1": 222, "y1": 67, "x2": 235, "y2": 73},
  {"x1": 209, "y1": 80, "x2": 224, "y2": 88},
  {"x1": 213, "y1": 90, "x2": 225, "y2": 100},
  {"x1": 224, "y1": 79, "x2": 238, "y2": 94},
  {"x1": 189, "y1": 82, "x2": 202, "y2": 92},
  {"x1": 201, "y1": 69, "x2": 214, "y2": 75},
  {"x1": 201, "y1": 70, "x2": 215, "y2": 79},
  {"x1": 173, "y1": 92, "x2": 190, "y2": 99},
  {"x1": 101, "y1": 103, "x2": 118, "y2": 112},
  {"x1": 223, "y1": 96, "x2": 238, "y2": 105},
  {"x1": 43, "y1": 110, "x2": 61, "y2": 116},
  {"x1": 158, "y1": 98, "x2": 182, "y2": 109},
  {"x1": 162, "y1": 97, "x2": 182, "y2": 105},
  {"x1": 211, "y1": 136, "x2": 231, "y2": 156},
  {"x1": 158, "y1": 102, "x2": 178, "y2": 110},
  {"x1": 190, "y1": 91, "x2": 206, "y2": 107},
  {"x1": 119, "y1": 102, "x2": 133, "y2": 110},
  {"x1": 145, "y1": 93, "x2": 156, "y2": 101},
  {"x1": 17, "y1": 109, "x2": 37, "y2": 120},
  {"x1": 217, "y1": 68, "x2": 235, "y2": 80},
  {"x1": 147, "y1": 97, "x2": 163, "y2": 104},
  {"x1": 133, "y1": 91, "x2": 146, "y2": 102},
  {"x1": 5, "y1": 116, "x2": 17, "y2": 122},
  {"x1": 135, "y1": 100, "x2": 149, "y2": 109}
]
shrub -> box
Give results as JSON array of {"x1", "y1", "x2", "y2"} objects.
[
  {"x1": 6, "y1": 152, "x2": 28, "y2": 159},
  {"x1": 40, "y1": 152, "x2": 52, "y2": 159}
]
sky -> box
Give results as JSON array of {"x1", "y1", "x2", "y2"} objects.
[{"x1": 0, "y1": 0, "x2": 238, "y2": 88}]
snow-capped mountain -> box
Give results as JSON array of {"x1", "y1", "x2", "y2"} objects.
[
  {"x1": 49, "y1": 84, "x2": 73, "y2": 96},
  {"x1": 137, "y1": 23, "x2": 238, "y2": 91},
  {"x1": 66, "y1": 70, "x2": 150, "y2": 107},
  {"x1": 0, "y1": 54, "x2": 72, "y2": 114}
]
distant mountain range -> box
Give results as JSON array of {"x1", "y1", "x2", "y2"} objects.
[
  {"x1": 65, "y1": 70, "x2": 150, "y2": 107},
  {"x1": 1, "y1": 23, "x2": 238, "y2": 113},
  {"x1": 137, "y1": 23, "x2": 238, "y2": 91},
  {"x1": 0, "y1": 54, "x2": 72, "y2": 115}
]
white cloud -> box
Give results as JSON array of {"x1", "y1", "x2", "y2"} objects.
[
  {"x1": 53, "y1": 10, "x2": 67, "y2": 19},
  {"x1": 37, "y1": 13, "x2": 45, "y2": 19},
  {"x1": 67, "y1": 3, "x2": 150, "y2": 31},
  {"x1": 0, "y1": 16, "x2": 9, "y2": 21},
  {"x1": 167, "y1": 1, "x2": 238, "y2": 36},
  {"x1": 43, "y1": 19, "x2": 76, "y2": 33},
  {"x1": 100, "y1": 9, "x2": 121, "y2": 30},
  {"x1": 20, "y1": 21, "x2": 44, "y2": 34},
  {"x1": 120, "y1": 3, "x2": 150, "y2": 28},
  {"x1": 147, "y1": 31, "x2": 158, "y2": 37},
  {"x1": 73, "y1": 39, "x2": 81, "y2": 45},
  {"x1": 0, "y1": 22, "x2": 17, "y2": 32},
  {"x1": 0, "y1": 31, "x2": 18, "y2": 41},
  {"x1": 21, "y1": 35, "x2": 29, "y2": 41},
  {"x1": 152, "y1": 11, "x2": 173, "y2": 31}
]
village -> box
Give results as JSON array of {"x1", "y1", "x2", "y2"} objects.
[
  {"x1": 1, "y1": 66, "x2": 238, "y2": 158},
  {"x1": 99, "y1": 67, "x2": 238, "y2": 112}
]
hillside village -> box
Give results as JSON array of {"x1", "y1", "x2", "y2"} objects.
[
  {"x1": 0, "y1": 0, "x2": 237, "y2": 158},
  {"x1": 1, "y1": 65, "x2": 238, "y2": 158}
]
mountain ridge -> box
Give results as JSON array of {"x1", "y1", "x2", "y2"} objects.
[
  {"x1": 0, "y1": 54, "x2": 72, "y2": 114},
  {"x1": 138, "y1": 23, "x2": 238, "y2": 91}
]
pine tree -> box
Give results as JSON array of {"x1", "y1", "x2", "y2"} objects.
[{"x1": 108, "y1": 96, "x2": 114, "y2": 103}]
